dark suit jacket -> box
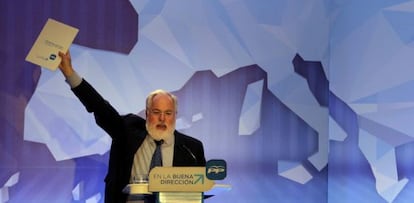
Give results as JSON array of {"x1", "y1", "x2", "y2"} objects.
[{"x1": 72, "y1": 79, "x2": 206, "y2": 203}]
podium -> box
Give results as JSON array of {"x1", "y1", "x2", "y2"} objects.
[{"x1": 123, "y1": 167, "x2": 231, "y2": 203}]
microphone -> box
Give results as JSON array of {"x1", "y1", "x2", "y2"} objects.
[{"x1": 180, "y1": 144, "x2": 197, "y2": 164}]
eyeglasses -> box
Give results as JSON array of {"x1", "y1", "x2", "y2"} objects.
[{"x1": 148, "y1": 109, "x2": 175, "y2": 117}]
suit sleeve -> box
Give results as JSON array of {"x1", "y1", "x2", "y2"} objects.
[{"x1": 71, "y1": 79, "x2": 124, "y2": 140}]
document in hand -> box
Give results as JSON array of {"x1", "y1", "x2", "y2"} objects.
[{"x1": 25, "y1": 18, "x2": 79, "y2": 71}]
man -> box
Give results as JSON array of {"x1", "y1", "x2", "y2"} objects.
[{"x1": 58, "y1": 51, "x2": 206, "y2": 203}]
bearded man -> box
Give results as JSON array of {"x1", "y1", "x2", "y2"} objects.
[{"x1": 58, "y1": 51, "x2": 206, "y2": 203}]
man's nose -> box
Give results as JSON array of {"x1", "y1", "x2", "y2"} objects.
[{"x1": 158, "y1": 113, "x2": 165, "y2": 121}]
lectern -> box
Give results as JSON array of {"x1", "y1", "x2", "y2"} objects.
[{"x1": 123, "y1": 167, "x2": 230, "y2": 203}]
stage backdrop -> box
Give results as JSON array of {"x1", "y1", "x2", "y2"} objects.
[{"x1": 1, "y1": 0, "x2": 414, "y2": 203}]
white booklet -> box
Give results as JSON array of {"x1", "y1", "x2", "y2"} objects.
[{"x1": 25, "y1": 18, "x2": 79, "y2": 71}]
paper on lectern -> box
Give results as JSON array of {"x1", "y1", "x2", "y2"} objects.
[{"x1": 25, "y1": 18, "x2": 79, "y2": 71}]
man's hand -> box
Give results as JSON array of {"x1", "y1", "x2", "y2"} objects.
[{"x1": 58, "y1": 51, "x2": 74, "y2": 77}]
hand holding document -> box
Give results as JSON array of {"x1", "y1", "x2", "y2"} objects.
[{"x1": 25, "y1": 18, "x2": 79, "y2": 71}]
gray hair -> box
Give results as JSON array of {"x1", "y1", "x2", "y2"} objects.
[{"x1": 145, "y1": 89, "x2": 178, "y2": 111}]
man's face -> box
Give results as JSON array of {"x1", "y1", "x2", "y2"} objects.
[{"x1": 146, "y1": 93, "x2": 176, "y2": 140}]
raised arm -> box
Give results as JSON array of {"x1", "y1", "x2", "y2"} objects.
[{"x1": 57, "y1": 50, "x2": 125, "y2": 140}]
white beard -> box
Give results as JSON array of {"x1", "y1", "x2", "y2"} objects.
[{"x1": 146, "y1": 122, "x2": 175, "y2": 141}]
